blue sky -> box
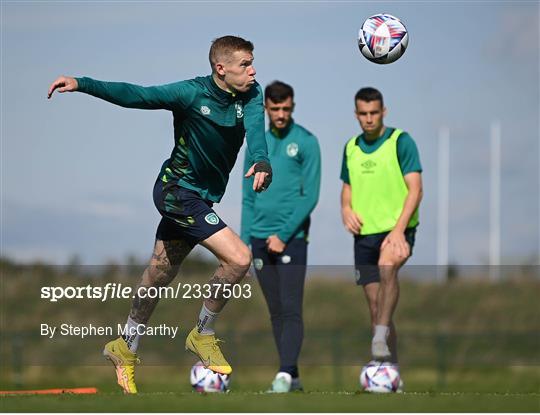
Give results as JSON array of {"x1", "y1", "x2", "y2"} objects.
[{"x1": 2, "y1": 1, "x2": 539, "y2": 266}]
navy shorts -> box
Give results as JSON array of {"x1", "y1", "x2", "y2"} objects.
[
  {"x1": 153, "y1": 179, "x2": 226, "y2": 247},
  {"x1": 354, "y1": 228, "x2": 417, "y2": 286}
]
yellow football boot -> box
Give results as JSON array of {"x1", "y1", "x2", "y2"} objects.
[
  {"x1": 103, "y1": 337, "x2": 139, "y2": 394},
  {"x1": 185, "y1": 327, "x2": 232, "y2": 375}
]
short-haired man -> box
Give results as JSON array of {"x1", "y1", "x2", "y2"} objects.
[
  {"x1": 47, "y1": 35, "x2": 272, "y2": 394},
  {"x1": 340, "y1": 87, "x2": 422, "y2": 367},
  {"x1": 241, "y1": 81, "x2": 321, "y2": 392}
]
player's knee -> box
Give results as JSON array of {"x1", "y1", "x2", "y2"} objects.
[
  {"x1": 282, "y1": 309, "x2": 302, "y2": 322},
  {"x1": 281, "y1": 300, "x2": 302, "y2": 318},
  {"x1": 378, "y1": 257, "x2": 400, "y2": 269},
  {"x1": 238, "y1": 248, "x2": 253, "y2": 271},
  {"x1": 227, "y1": 246, "x2": 252, "y2": 273},
  {"x1": 269, "y1": 311, "x2": 282, "y2": 322}
]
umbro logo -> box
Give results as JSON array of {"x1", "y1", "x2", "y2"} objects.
[
  {"x1": 200, "y1": 106, "x2": 211, "y2": 115},
  {"x1": 361, "y1": 160, "x2": 376, "y2": 169}
]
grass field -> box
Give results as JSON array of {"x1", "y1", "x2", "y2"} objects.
[
  {"x1": 1, "y1": 365, "x2": 539, "y2": 412},
  {"x1": 2, "y1": 391, "x2": 539, "y2": 413}
]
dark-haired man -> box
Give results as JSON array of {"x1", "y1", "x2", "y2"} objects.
[
  {"x1": 47, "y1": 35, "x2": 272, "y2": 394},
  {"x1": 241, "y1": 81, "x2": 321, "y2": 392},
  {"x1": 340, "y1": 87, "x2": 422, "y2": 368}
]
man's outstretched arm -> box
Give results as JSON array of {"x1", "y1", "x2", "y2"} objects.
[{"x1": 47, "y1": 75, "x2": 195, "y2": 111}]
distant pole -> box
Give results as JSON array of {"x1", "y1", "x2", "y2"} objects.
[
  {"x1": 490, "y1": 121, "x2": 501, "y2": 281},
  {"x1": 538, "y1": 0, "x2": 540, "y2": 267},
  {"x1": 437, "y1": 127, "x2": 450, "y2": 282}
]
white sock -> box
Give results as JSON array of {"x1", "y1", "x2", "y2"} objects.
[
  {"x1": 122, "y1": 316, "x2": 144, "y2": 353},
  {"x1": 373, "y1": 325, "x2": 389, "y2": 343},
  {"x1": 196, "y1": 304, "x2": 219, "y2": 335}
]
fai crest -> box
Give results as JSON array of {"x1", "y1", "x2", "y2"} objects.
[
  {"x1": 204, "y1": 213, "x2": 220, "y2": 225},
  {"x1": 253, "y1": 258, "x2": 264, "y2": 270},
  {"x1": 287, "y1": 143, "x2": 299, "y2": 157},
  {"x1": 235, "y1": 102, "x2": 244, "y2": 119}
]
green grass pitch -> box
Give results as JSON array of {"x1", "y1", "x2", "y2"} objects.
[{"x1": 2, "y1": 391, "x2": 539, "y2": 412}]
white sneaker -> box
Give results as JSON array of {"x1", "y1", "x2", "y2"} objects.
[
  {"x1": 371, "y1": 340, "x2": 392, "y2": 361},
  {"x1": 268, "y1": 372, "x2": 292, "y2": 393}
]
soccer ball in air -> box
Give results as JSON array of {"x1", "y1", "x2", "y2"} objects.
[
  {"x1": 190, "y1": 361, "x2": 230, "y2": 393},
  {"x1": 358, "y1": 14, "x2": 409, "y2": 64},
  {"x1": 360, "y1": 360, "x2": 401, "y2": 393}
]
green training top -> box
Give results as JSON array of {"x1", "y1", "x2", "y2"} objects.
[
  {"x1": 241, "y1": 121, "x2": 321, "y2": 244},
  {"x1": 76, "y1": 76, "x2": 269, "y2": 203},
  {"x1": 340, "y1": 127, "x2": 422, "y2": 184}
]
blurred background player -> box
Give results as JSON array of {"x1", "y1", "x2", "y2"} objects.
[
  {"x1": 47, "y1": 35, "x2": 272, "y2": 394},
  {"x1": 241, "y1": 81, "x2": 321, "y2": 392},
  {"x1": 340, "y1": 87, "x2": 422, "y2": 365}
]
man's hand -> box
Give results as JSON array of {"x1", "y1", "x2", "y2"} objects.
[
  {"x1": 48, "y1": 76, "x2": 78, "y2": 99},
  {"x1": 266, "y1": 235, "x2": 285, "y2": 254},
  {"x1": 341, "y1": 206, "x2": 363, "y2": 235},
  {"x1": 381, "y1": 229, "x2": 410, "y2": 259},
  {"x1": 245, "y1": 161, "x2": 272, "y2": 192}
]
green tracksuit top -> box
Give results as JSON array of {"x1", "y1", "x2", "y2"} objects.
[
  {"x1": 75, "y1": 76, "x2": 269, "y2": 203},
  {"x1": 241, "y1": 121, "x2": 321, "y2": 244}
]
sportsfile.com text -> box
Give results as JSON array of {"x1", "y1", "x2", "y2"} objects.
[{"x1": 40, "y1": 283, "x2": 252, "y2": 302}]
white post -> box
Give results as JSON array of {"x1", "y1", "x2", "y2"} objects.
[
  {"x1": 538, "y1": 0, "x2": 540, "y2": 267},
  {"x1": 437, "y1": 127, "x2": 450, "y2": 282},
  {"x1": 490, "y1": 121, "x2": 501, "y2": 281}
]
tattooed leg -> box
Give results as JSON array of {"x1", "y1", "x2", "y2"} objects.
[
  {"x1": 203, "y1": 264, "x2": 248, "y2": 312},
  {"x1": 129, "y1": 239, "x2": 193, "y2": 324},
  {"x1": 200, "y1": 227, "x2": 252, "y2": 313}
]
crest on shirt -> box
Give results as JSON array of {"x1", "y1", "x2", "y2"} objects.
[
  {"x1": 235, "y1": 102, "x2": 244, "y2": 119},
  {"x1": 200, "y1": 105, "x2": 211, "y2": 115},
  {"x1": 253, "y1": 258, "x2": 263, "y2": 271},
  {"x1": 286, "y1": 143, "x2": 299, "y2": 157},
  {"x1": 204, "y1": 213, "x2": 220, "y2": 225}
]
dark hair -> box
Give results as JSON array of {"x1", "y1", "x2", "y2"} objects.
[
  {"x1": 354, "y1": 87, "x2": 384, "y2": 107},
  {"x1": 209, "y1": 36, "x2": 254, "y2": 72},
  {"x1": 265, "y1": 81, "x2": 294, "y2": 103}
]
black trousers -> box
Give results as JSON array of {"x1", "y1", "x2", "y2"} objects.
[{"x1": 251, "y1": 237, "x2": 308, "y2": 378}]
